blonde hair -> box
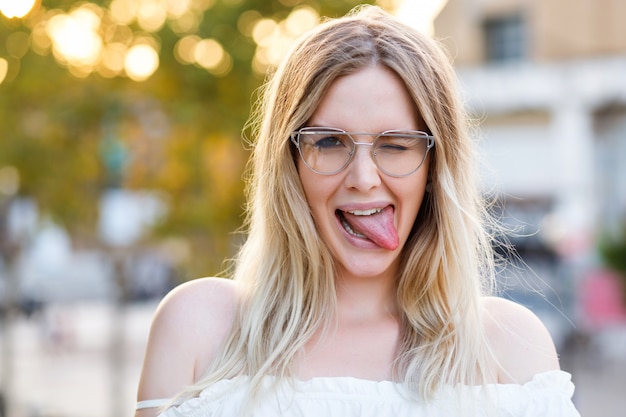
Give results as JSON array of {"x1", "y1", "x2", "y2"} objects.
[{"x1": 182, "y1": 4, "x2": 499, "y2": 404}]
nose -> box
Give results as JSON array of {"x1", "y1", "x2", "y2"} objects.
[{"x1": 343, "y1": 143, "x2": 381, "y2": 191}]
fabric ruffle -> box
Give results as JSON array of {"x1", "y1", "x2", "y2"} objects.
[{"x1": 160, "y1": 370, "x2": 580, "y2": 417}]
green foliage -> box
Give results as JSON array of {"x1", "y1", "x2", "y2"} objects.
[
  {"x1": 599, "y1": 237, "x2": 626, "y2": 276},
  {"x1": 0, "y1": 0, "x2": 376, "y2": 278},
  {"x1": 598, "y1": 225, "x2": 626, "y2": 301}
]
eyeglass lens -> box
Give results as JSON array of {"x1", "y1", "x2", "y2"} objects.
[{"x1": 293, "y1": 129, "x2": 432, "y2": 177}]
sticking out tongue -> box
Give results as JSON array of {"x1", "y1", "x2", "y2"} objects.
[{"x1": 340, "y1": 206, "x2": 399, "y2": 250}]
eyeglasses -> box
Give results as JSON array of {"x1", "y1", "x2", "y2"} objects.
[{"x1": 290, "y1": 127, "x2": 435, "y2": 177}]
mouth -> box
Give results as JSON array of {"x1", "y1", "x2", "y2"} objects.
[
  {"x1": 335, "y1": 205, "x2": 400, "y2": 251},
  {"x1": 336, "y1": 208, "x2": 382, "y2": 239}
]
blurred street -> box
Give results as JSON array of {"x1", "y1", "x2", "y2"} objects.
[
  {"x1": 0, "y1": 301, "x2": 157, "y2": 417},
  {"x1": 561, "y1": 327, "x2": 626, "y2": 417},
  {"x1": 0, "y1": 301, "x2": 623, "y2": 417}
]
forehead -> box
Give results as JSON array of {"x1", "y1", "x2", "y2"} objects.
[{"x1": 308, "y1": 65, "x2": 420, "y2": 132}]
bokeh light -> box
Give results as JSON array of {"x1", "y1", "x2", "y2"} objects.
[
  {"x1": 237, "y1": 9, "x2": 262, "y2": 37},
  {"x1": 124, "y1": 43, "x2": 159, "y2": 81},
  {"x1": 6, "y1": 31, "x2": 31, "y2": 59},
  {"x1": 0, "y1": 0, "x2": 37, "y2": 18},
  {"x1": 250, "y1": 5, "x2": 319, "y2": 75},
  {"x1": 103, "y1": 23, "x2": 133, "y2": 45},
  {"x1": 285, "y1": 6, "x2": 319, "y2": 36},
  {"x1": 30, "y1": 21, "x2": 52, "y2": 55},
  {"x1": 109, "y1": 0, "x2": 213, "y2": 30},
  {"x1": 174, "y1": 35, "x2": 232, "y2": 76},
  {"x1": 193, "y1": 38, "x2": 231, "y2": 76},
  {"x1": 174, "y1": 35, "x2": 200, "y2": 64},
  {"x1": 194, "y1": 39, "x2": 222, "y2": 68},
  {"x1": 168, "y1": 10, "x2": 201, "y2": 34},
  {"x1": 0, "y1": 166, "x2": 20, "y2": 196},
  {"x1": 0, "y1": 58, "x2": 8, "y2": 85},
  {"x1": 46, "y1": 6, "x2": 103, "y2": 69},
  {"x1": 109, "y1": 0, "x2": 136, "y2": 25},
  {"x1": 26, "y1": 1, "x2": 178, "y2": 81},
  {"x1": 164, "y1": 0, "x2": 193, "y2": 18},
  {"x1": 98, "y1": 42, "x2": 128, "y2": 77},
  {"x1": 2, "y1": 0, "x2": 325, "y2": 81},
  {"x1": 136, "y1": 0, "x2": 167, "y2": 32}
]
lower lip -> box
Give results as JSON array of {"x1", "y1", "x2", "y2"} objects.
[{"x1": 334, "y1": 212, "x2": 383, "y2": 250}]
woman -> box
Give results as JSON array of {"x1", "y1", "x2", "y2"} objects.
[{"x1": 135, "y1": 6, "x2": 579, "y2": 416}]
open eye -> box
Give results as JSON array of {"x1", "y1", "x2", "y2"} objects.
[{"x1": 314, "y1": 134, "x2": 348, "y2": 149}]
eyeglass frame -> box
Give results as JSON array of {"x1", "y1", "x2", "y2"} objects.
[{"x1": 290, "y1": 126, "x2": 435, "y2": 177}]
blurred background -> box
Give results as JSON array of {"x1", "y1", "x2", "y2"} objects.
[{"x1": 0, "y1": 0, "x2": 624, "y2": 416}]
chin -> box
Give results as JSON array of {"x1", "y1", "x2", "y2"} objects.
[{"x1": 336, "y1": 256, "x2": 400, "y2": 281}]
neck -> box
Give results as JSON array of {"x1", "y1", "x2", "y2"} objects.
[{"x1": 334, "y1": 269, "x2": 399, "y2": 322}]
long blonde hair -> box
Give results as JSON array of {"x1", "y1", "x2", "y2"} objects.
[{"x1": 185, "y1": 4, "x2": 498, "y2": 402}]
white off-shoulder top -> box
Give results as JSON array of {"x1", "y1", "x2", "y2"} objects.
[{"x1": 138, "y1": 370, "x2": 580, "y2": 417}]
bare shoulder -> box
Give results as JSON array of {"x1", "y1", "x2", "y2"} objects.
[
  {"x1": 482, "y1": 296, "x2": 560, "y2": 384},
  {"x1": 136, "y1": 277, "x2": 240, "y2": 405},
  {"x1": 153, "y1": 277, "x2": 240, "y2": 340}
]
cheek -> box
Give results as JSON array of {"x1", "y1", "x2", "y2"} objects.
[
  {"x1": 298, "y1": 172, "x2": 344, "y2": 231},
  {"x1": 298, "y1": 168, "x2": 325, "y2": 216},
  {"x1": 395, "y1": 176, "x2": 429, "y2": 222}
]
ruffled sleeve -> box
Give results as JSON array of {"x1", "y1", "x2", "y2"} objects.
[
  {"x1": 158, "y1": 378, "x2": 248, "y2": 417},
  {"x1": 478, "y1": 370, "x2": 580, "y2": 417}
]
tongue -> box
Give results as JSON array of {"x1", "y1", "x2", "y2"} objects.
[{"x1": 342, "y1": 206, "x2": 399, "y2": 250}]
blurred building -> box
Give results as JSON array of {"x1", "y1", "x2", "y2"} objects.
[{"x1": 434, "y1": 0, "x2": 626, "y2": 337}]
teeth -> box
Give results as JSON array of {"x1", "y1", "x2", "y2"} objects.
[
  {"x1": 347, "y1": 208, "x2": 382, "y2": 216},
  {"x1": 337, "y1": 208, "x2": 383, "y2": 239},
  {"x1": 340, "y1": 216, "x2": 367, "y2": 238}
]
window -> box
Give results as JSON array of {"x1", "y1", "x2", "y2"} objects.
[{"x1": 483, "y1": 14, "x2": 527, "y2": 63}]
